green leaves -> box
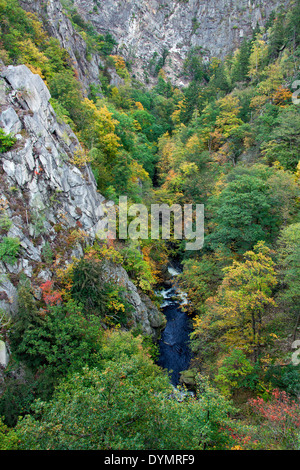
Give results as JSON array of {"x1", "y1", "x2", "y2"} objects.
[
  {"x1": 15, "y1": 331, "x2": 240, "y2": 450},
  {"x1": 0, "y1": 236, "x2": 21, "y2": 265},
  {"x1": 0, "y1": 417, "x2": 18, "y2": 450},
  {"x1": 0, "y1": 129, "x2": 16, "y2": 153},
  {"x1": 206, "y1": 164, "x2": 298, "y2": 253}
]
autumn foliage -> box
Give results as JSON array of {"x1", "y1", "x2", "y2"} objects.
[
  {"x1": 247, "y1": 389, "x2": 300, "y2": 450},
  {"x1": 40, "y1": 280, "x2": 62, "y2": 306}
]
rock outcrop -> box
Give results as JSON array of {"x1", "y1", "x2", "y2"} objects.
[
  {"x1": 102, "y1": 261, "x2": 166, "y2": 340},
  {"x1": 0, "y1": 64, "x2": 165, "y2": 340},
  {"x1": 19, "y1": 0, "x2": 104, "y2": 95}
]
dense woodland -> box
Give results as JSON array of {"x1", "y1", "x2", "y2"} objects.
[{"x1": 0, "y1": 0, "x2": 300, "y2": 450}]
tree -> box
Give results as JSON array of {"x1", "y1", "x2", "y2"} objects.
[
  {"x1": 268, "y1": 12, "x2": 286, "y2": 59},
  {"x1": 15, "y1": 332, "x2": 242, "y2": 450},
  {"x1": 70, "y1": 258, "x2": 131, "y2": 325},
  {"x1": 9, "y1": 295, "x2": 104, "y2": 381},
  {"x1": 231, "y1": 38, "x2": 251, "y2": 83},
  {"x1": 79, "y1": 99, "x2": 120, "y2": 158},
  {"x1": 260, "y1": 105, "x2": 300, "y2": 171},
  {"x1": 215, "y1": 349, "x2": 256, "y2": 397},
  {"x1": 49, "y1": 71, "x2": 84, "y2": 125},
  {"x1": 277, "y1": 223, "x2": 300, "y2": 341},
  {"x1": 248, "y1": 35, "x2": 269, "y2": 81},
  {"x1": 214, "y1": 95, "x2": 243, "y2": 140},
  {"x1": 195, "y1": 242, "x2": 277, "y2": 362},
  {"x1": 206, "y1": 164, "x2": 297, "y2": 253}
]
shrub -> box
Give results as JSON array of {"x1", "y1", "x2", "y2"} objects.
[
  {"x1": 0, "y1": 237, "x2": 21, "y2": 264},
  {"x1": 0, "y1": 417, "x2": 18, "y2": 450},
  {"x1": 0, "y1": 129, "x2": 16, "y2": 153},
  {"x1": 0, "y1": 214, "x2": 12, "y2": 233},
  {"x1": 248, "y1": 389, "x2": 300, "y2": 450},
  {"x1": 70, "y1": 258, "x2": 133, "y2": 325}
]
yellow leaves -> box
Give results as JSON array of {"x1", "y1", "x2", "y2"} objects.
[
  {"x1": 56, "y1": 258, "x2": 80, "y2": 300},
  {"x1": 250, "y1": 94, "x2": 268, "y2": 110},
  {"x1": 110, "y1": 55, "x2": 126, "y2": 70},
  {"x1": 110, "y1": 87, "x2": 120, "y2": 101},
  {"x1": 171, "y1": 108, "x2": 182, "y2": 125},
  {"x1": 135, "y1": 101, "x2": 144, "y2": 110},
  {"x1": 107, "y1": 294, "x2": 125, "y2": 313},
  {"x1": 86, "y1": 242, "x2": 123, "y2": 264},
  {"x1": 133, "y1": 119, "x2": 142, "y2": 131},
  {"x1": 249, "y1": 59, "x2": 286, "y2": 112},
  {"x1": 171, "y1": 100, "x2": 186, "y2": 125},
  {"x1": 210, "y1": 57, "x2": 221, "y2": 71},
  {"x1": 200, "y1": 242, "x2": 278, "y2": 354},
  {"x1": 24, "y1": 11, "x2": 48, "y2": 45},
  {"x1": 129, "y1": 160, "x2": 150, "y2": 184},
  {"x1": 109, "y1": 55, "x2": 130, "y2": 80},
  {"x1": 215, "y1": 95, "x2": 243, "y2": 139},
  {"x1": 178, "y1": 161, "x2": 198, "y2": 177},
  {"x1": 80, "y1": 99, "x2": 120, "y2": 158},
  {"x1": 185, "y1": 134, "x2": 200, "y2": 152},
  {"x1": 69, "y1": 147, "x2": 93, "y2": 168},
  {"x1": 0, "y1": 0, "x2": 7, "y2": 13},
  {"x1": 296, "y1": 161, "x2": 300, "y2": 182},
  {"x1": 18, "y1": 38, "x2": 51, "y2": 80},
  {"x1": 218, "y1": 95, "x2": 241, "y2": 115},
  {"x1": 67, "y1": 228, "x2": 88, "y2": 247},
  {"x1": 248, "y1": 36, "x2": 269, "y2": 80}
]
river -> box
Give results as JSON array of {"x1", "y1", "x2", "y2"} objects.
[{"x1": 156, "y1": 266, "x2": 192, "y2": 386}]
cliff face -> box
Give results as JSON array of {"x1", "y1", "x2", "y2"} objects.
[
  {"x1": 76, "y1": 0, "x2": 286, "y2": 85},
  {"x1": 20, "y1": 0, "x2": 288, "y2": 87},
  {"x1": 19, "y1": 0, "x2": 105, "y2": 94},
  {"x1": 0, "y1": 64, "x2": 164, "y2": 346}
]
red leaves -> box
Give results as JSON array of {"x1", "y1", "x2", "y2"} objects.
[
  {"x1": 248, "y1": 389, "x2": 300, "y2": 427},
  {"x1": 40, "y1": 280, "x2": 62, "y2": 306}
]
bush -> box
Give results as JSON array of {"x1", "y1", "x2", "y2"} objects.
[
  {"x1": 0, "y1": 237, "x2": 21, "y2": 264},
  {"x1": 70, "y1": 258, "x2": 133, "y2": 325},
  {"x1": 0, "y1": 129, "x2": 16, "y2": 153},
  {"x1": 0, "y1": 417, "x2": 18, "y2": 450},
  {"x1": 0, "y1": 214, "x2": 12, "y2": 233}
]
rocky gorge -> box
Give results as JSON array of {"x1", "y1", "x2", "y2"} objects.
[{"x1": 0, "y1": 63, "x2": 166, "y2": 368}]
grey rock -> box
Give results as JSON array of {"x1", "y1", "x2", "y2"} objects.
[
  {"x1": 0, "y1": 341, "x2": 9, "y2": 368},
  {"x1": 18, "y1": 0, "x2": 289, "y2": 87},
  {"x1": 3, "y1": 65, "x2": 51, "y2": 114},
  {"x1": 101, "y1": 261, "x2": 166, "y2": 339},
  {"x1": 0, "y1": 64, "x2": 163, "y2": 339},
  {"x1": 0, "y1": 107, "x2": 22, "y2": 135}
]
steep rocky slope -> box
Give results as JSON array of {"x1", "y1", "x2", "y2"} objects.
[
  {"x1": 20, "y1": 0, "x2": 289, "y2": 86},
  {"x1": 0, "y1": 63, "x2": 165, "y2": 355}
]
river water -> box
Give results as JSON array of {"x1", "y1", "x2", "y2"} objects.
[{"x1": 157, "y1": 266, "x2": 192, "y2": 386}]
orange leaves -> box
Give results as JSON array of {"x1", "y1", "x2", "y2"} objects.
[
  {"x1": 272, "y1": 86, "x2": 293, "y2": 107},
  {"x1": 40, "y1": 280, "x2": 62, "y2": 307}
]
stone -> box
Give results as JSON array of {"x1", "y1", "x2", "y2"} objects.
[
  {"x1": 179, "y1": 368, "x2": 198, "y2": 388},
  {"x1": 3, "y1": 65, "x2": 51, "y2": 114},
  {"x1": 0, "y1": 341, "x2": 8, "y2": 368},
  {"x1": 0, "y1": 107, "x2": 22, "y2": 135}
]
